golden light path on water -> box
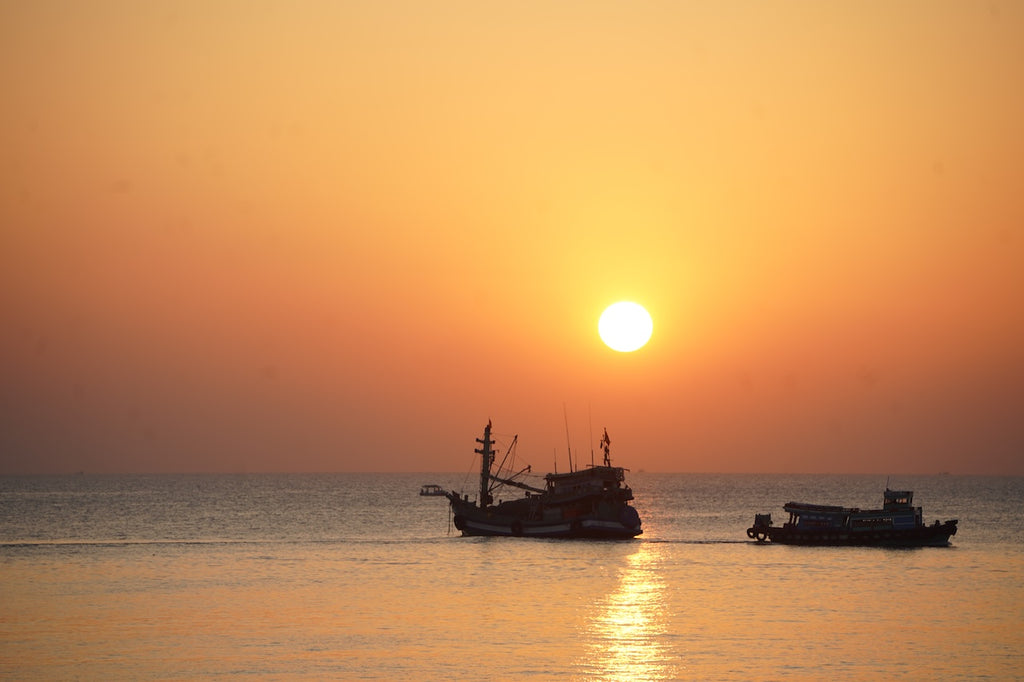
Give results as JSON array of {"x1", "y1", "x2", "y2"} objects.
[{"x1": 584, "y1": 542, "x2": 677, "y2": 681}]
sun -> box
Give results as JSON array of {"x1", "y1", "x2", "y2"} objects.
[{"x1": 598, "y1": 302, "x2": 653, "y2": 352}]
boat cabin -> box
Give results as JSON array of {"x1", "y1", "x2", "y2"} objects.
[
  {"x1": 883, "y1": 489, "x2": 913, "y2": 509},
  {"x1": 782, "y1": 502, "x2": 850, "y2": 530},
  {"x1": 544, "y1": 465, "x2": 630, "y2": 499},
  {"x1": 782, "y1": 489, "x2": 924, "y2": 532}
]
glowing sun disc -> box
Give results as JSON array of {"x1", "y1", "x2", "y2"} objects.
[{"x1": 599, "y1": 302, "x2": 653, "y2": 352}]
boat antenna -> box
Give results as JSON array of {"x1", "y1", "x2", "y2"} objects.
[
  {"x1": 553, "y1": 447, "x2": 558, "y2": 475},
  {"x1": 563, "y1": 403, "x2": 574, "y2": 473},
  {"x1": 588, "y1": 403, "x2": 595, "y2": 468}
]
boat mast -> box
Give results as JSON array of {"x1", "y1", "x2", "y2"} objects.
[{"x1": 475, "y1": 420, "x2": 494, "y2": 508}]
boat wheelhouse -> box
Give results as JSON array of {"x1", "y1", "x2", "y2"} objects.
[
  {"x1": 446, "y1": 421, "x2": 642, "y2": 539},
  {"x1": 747, "y1": 488, "x2": 957, "y2": 547}
]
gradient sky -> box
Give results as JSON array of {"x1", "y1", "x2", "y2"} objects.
[{"x1": 3, "y1": 1, "x2": 1022, "y2": 474}]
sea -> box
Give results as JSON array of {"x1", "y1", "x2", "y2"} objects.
[{"x1": 2, "y1": 473, "x2": 1022, "y2": 681}]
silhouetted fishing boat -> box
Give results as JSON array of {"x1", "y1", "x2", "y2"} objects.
[
  {"x1": 419, "y1": 484, "x2": 446, "y2": 496},
  {"x1": 446, "y1": 421, "x2": 642, "y2": 539},
  {"x1": 747, "y1": 488, "x2": 957, "y2": 547}
]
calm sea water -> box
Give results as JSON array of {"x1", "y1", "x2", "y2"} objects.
[{"x1": 2, "y1": 473, "x2": 1022, "y2": 680}]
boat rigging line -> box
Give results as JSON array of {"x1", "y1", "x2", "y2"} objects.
[{"x1": 492, "y1": 434, "x2": 518, "y2": 484}]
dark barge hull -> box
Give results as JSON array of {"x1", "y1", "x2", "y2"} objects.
[{"x1": 750, "y1": 520, "x2": 958, "y2": 547}]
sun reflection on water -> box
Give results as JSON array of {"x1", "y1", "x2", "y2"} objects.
[{"x1": 583, "y1": 542, "x2": 677, "y2": 681}]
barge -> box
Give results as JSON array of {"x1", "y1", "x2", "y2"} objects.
[{"x1": 747, "y1": 488, "x2": 957, "y2": 547}]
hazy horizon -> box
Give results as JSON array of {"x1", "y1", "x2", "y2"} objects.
[{"x1": 0, "y1": 465, "x2": 1013, "y2": 479}]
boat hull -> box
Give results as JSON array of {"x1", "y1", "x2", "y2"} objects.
[
  {"x1": 450, "y1": 499, "x2": 642, "y2": 539},
  {"x1": 749, "y1": 520, "x2": 958, "y2": 547}
]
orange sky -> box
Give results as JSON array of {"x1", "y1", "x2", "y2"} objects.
[{"x1": 2, "y1": 2, "x2": 1022, "y2": 474}]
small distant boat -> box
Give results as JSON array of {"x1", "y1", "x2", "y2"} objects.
[
  {"x1": 747, "y1": 488, "x2": 958, "y2": 547},
  {"x1": 446, "y1": 421, "x2": 642, "y2": 539},
  {"x1": 419, "y1": 484, "x2": 446, "y2": 497}
]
